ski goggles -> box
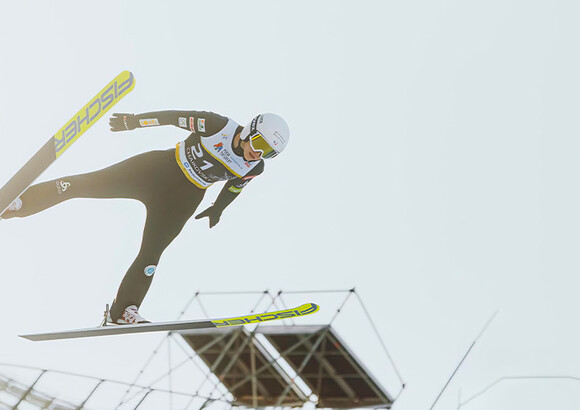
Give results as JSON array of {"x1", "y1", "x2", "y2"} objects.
[{"x1": 248, "y1": 131, "x2": 278, "y2": 159}]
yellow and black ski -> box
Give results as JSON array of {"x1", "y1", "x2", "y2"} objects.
[
  {"x1": 0, "y1": 71, "x2": 135, "y2": 215},
  {"x1": 20, "y1": 303, "x2": 320, "y2": 342}
]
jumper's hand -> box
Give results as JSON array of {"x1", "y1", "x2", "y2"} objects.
[
  {"x1": 195, "y1": 206, "x2": 222, "y2": 228},
  {"x1": 110, "y1": 113, "x2": 138, "y2": 132}
]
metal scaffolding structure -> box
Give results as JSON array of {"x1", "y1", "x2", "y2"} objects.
[
  {"x1": 2, "y1": 288, "x2": 404, "y2": 409},
  {"x1": 0, "y1": 363, "x2": 224, "y2": 410},
  {"x1": 178, "y1": 324, "x2": 395, "y2": 408}
]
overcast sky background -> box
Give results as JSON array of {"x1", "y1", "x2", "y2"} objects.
[{"x1": 1, "y1": 0, "x2": 580, "y2": 409}]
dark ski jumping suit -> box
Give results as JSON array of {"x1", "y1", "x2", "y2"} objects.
[{"x1": 1, "y1": 111, "x2": 265, "y2": 321}]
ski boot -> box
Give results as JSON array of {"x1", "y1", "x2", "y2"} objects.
[
  {"x1": 101, "y1": 303, "x2": 150, "y2": 326},
  {"x1": 1, "y1": 198, "x2": 22, "y2": 219}
]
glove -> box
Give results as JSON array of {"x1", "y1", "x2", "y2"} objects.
[
  {"x1": 195, "y1": 206, "x2": 222, "y2": 228},
  {"x1": 109, "y1": 113, "x2": 139, "y2": 132}
]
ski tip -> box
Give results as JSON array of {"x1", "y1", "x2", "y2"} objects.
[
  {"x1": 298, "y1": 302, "x2": 320, "y2": 315},
  {"x1": 210, "y1": 302, "x2": 320, "y2": 328},
  {"x1": 118, "y1": 70, "x2": 136, "y2": 93}
]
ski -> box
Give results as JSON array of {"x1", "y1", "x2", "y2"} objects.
[
  {"x1": 20, "y1": 303, "x2": 320, "y2": 342},
  {"x1": 0, "y1": 71, "x2": 135, "y2": 215}
]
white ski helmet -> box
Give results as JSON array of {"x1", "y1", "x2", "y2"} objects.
[{"x1": 240, "y1": 113, "x2": 289, "y2": 159}]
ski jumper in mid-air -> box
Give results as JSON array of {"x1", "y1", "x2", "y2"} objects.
[{"x1": 1, "y1": 111, "x2": 290, "y2": 324}]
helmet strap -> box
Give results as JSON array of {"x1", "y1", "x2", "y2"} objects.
[{"x1": 232, "y1": 134, "x2": 244, "y2": 157}]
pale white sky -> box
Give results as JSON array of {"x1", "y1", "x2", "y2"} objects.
[{"x1": 2, "y1": 0, "x2": 580, "y2": 409}]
